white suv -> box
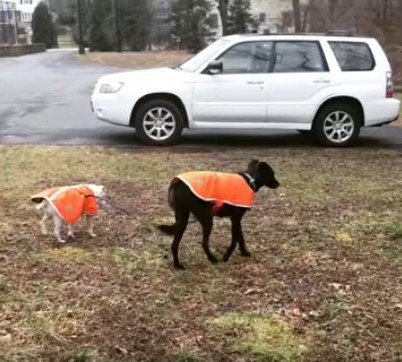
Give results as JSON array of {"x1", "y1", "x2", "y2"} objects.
[{"x1": 91, "y1": 34, "x2": 400, "y2": 147}]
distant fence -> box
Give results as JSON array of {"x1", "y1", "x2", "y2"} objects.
[{"x1": 0, "y1": 43, "x2": 46, "y2": 57}]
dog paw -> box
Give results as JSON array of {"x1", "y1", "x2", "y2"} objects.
[
  {"x1": 240, "y1": 251, "x2": 251, "y2": 257},
  {"x1": 88, "y1": 232, "x2": 97, "y2": 238},
  {"x1": 174, "y1": 264, "x2": 186, "y2": 270},
  {"x1": 67, "y1": 233, "x2": 75, "y2": 240},
  {"x1": 208, "y1": 256, "x2": 219, "y2": 264},
  {"x1": 57, "y1": 239, "x2": 67, "y2": 244}
]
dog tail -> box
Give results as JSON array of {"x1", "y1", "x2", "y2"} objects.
[
  {"x1": 36, "y1": 200, "x2": 46, "y2": 211},
  {"x1": 157, "y1": 223, "x2": 177, "y2": 235},
  {"x1": 157, "y1": 184, "x2": 178, "y2": 235}
]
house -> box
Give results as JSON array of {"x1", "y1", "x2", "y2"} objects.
[
  {"x1": 16, "y1": 0, "x2": 43, "y2": 25},
  {"x1": 0, "y1": 0, "x2": 20, "y2": 44},
  {"x1": 15, "y1": 0, "x2": 42, "y2": 42}
]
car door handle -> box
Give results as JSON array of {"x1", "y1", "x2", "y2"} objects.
[
  {"x1": 313, "y1": 79, "x2": 330, "y2": 84},
  {"x1": 246, "y1": 81, "x2": 264, "y2": 85}
]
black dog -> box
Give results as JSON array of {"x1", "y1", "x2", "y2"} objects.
[{"x1": 158, "y1": 160, "x2": 280, "y2": 269}]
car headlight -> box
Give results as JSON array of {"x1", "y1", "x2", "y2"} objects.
[{"x1": 99, "y1": 81, "x2": 124, "y2": 94}]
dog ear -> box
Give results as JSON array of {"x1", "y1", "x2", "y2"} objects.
[
  {"x1": 257, "y1": 162, "x2": 270, "y2": 172},
  {"x1": 248, "y1": 159, "x2": 259, "y2": 170}
]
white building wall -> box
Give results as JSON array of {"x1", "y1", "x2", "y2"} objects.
[
  {"x1": 16, "y1": 0, "x2": 42, "y2": 24},
  {"x1": 250, "y1": 0, "x2": 309, "y2": 33}
]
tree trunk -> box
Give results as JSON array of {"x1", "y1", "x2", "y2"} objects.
[
  {"x1": 292, "y1": 0, "x2": 302, "y2": 32},
  {"x1": 217, "y1": 0, "x2": 229, "y2": 35}
]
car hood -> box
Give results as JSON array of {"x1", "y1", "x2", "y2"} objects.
[{"x1": 97, "y1": 67, "x2": 196, "y2": 84}]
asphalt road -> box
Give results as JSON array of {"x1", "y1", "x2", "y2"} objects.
[{"x1": 1, "y1": 49, "x2": 401, "y2": 150}]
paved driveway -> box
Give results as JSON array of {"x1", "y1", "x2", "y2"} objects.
[{"x1": 0, "y1": 50, "x2": 401, "y2": 149}]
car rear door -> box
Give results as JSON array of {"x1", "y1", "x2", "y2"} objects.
[{"x1": 265, "y1": 40, "x2": 333, "y2": 125}]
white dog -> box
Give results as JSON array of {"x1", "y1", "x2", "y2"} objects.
[{"x1": 31, "y1": 184, "x2": 106, "y2": 243}]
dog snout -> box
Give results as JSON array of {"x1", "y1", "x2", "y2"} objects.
[{"x1": 270, "y1": 179, "x2": 280, "y2": 189}]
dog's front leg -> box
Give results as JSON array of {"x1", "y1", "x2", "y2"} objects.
[
  {"x1": 237, "y1": 222, "x2": 251, "y2": 257},
  {"x1": 193, "y1": 207, "x2": 218, "y2": 264},
  {"x1": 87, "y1": 216, "x2": 97, "y2": 238},
  {"x1": 223, "y1": 215, "x2": 242, "y2": 262},
  {"x1": 53, "y1": 215, "x2": 66, "y2": 243}
]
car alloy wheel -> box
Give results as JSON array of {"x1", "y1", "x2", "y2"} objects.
[
  {"x1": 142, "y1": 107, "x2": 177, "y2": 141},
  {"x1": 323, "y1": 111, "x2": 355, "y2": 144}
]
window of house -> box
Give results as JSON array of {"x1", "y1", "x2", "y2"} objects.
[
  {"x1": 259, "y1": 12, "x2": 266, "y2": 23},
  {"x1": 217, "y1": 41, "x2": 273, "y2": 74},
  {"x1": 272, "y1": 41, "x2": 327, "y2": 73},
  {"x1": 329, "y1": 41, "x2": 375, "y2": 71}
]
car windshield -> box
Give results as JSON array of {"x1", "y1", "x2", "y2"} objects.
[{"x1": 178, "y1": 39, "x2": 229, "y2": 72}]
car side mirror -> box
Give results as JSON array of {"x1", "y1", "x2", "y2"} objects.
[{"x1": 205, "y1": 60, "x2": 223, "y2": 75}]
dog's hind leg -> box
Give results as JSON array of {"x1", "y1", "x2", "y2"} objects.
[
  {"x1": 223, "y1": 215, "x2": 241, "y2": 262},
  {"x1": 87, "y1": 216, "x2": 96, "y2": 238},
  {"x1": 171, "y1": 210, "x2": 190, "y2": 269},
  {"x1": 53, "y1": 215, "x2": 66, "y2": 243},
  {"x1": 224, "y1": 211, "x2": 248, "y2": 261},
  {"x1": 40, "y1": 213, "x2": 49, "y2": 235},
  {"x1": 67, "y1": 224, "x2": 75, "y2": 239},
  {"x1": 38, "y1": 203, "x2": 51, "y2": 235},
  {"x1": 193, "y1": 207, "x2": 218, "y2": 264}
]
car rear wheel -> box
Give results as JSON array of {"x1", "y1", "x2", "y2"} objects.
[
  {"x1": 313, "y1": 103, "x2": 361, "y2": 147},
  {"x1": 135, "y1": 99, "x2": 183, "y2": 146}
]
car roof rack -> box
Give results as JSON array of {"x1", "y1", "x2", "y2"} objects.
[
  {"x1": 326, "y1": 29, "x2": 357, "y2": 36},
  {"x1": 235, "y1": 30, "x2": 360, "y2": 37}
]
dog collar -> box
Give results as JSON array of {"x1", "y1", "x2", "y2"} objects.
[{"x1": 244, "y1": 173, "x2": 257, "y2": 192}]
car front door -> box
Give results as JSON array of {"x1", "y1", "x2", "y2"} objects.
[
  {"x1": 192, "y1": 41, "x2": 273, "y2": 124},
  {"x1": 266, "y1": 41, "x2": 332, "y2": 125}
]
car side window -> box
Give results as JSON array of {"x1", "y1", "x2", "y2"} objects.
[
  {"x1": 272, "y1": 41, "x2": 327, "y2": 73},
  {"x1": 329, "y1": 41, "x2": 375, "y2": 71},
  {"x1": 217, "y1": 42, "x2": 273, "y2": 74}
]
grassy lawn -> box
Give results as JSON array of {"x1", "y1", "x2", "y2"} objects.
[
  {"x1": 0, "y1": 145, "x2": 401, "y2": 361},
  {"x1": 78, "y1": 50, "x2": 192, "y2": 69}
]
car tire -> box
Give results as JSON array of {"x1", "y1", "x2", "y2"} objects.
[
  {"x1": 313, "y1": 103, "x2": 361, "y2": 147},
  {"x1": 135, "y1": 99, "x2": 184, "y2": 146}
]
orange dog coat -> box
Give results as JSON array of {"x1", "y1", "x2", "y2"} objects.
[
  {"x1": 31, "y1": 185, "x2": 98, "y2": 224},
  {"x1": 175, "y1": 171, "x2": 255, "y2": 211}
]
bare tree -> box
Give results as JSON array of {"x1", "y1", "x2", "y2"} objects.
[
  {"x1": 292, "y1": 0, "x2": 302, "y2": 32},
  {"x1": 216, "y1": 0, "x2": 229, "y2": 35}
]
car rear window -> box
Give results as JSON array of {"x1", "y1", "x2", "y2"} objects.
[{"x1": 329, "y1": 41, "x2": 375, "y2": 71}]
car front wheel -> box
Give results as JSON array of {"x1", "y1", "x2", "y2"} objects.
[
  {"x1": 135, "y1": 99, "x2": 183, "y2": 146},
  {"x1": 313, "y1": 103, "x2": 361, "y2": 147}
]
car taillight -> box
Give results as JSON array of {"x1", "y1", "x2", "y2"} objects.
[{"x1": 386, "y1": 71, "x2": 394, "y2": 98}]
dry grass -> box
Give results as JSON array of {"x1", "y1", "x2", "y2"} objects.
[
  {"x1": 0, "y1": 145, "x2": 401, "y2": 361},
  {"x1": 78, "y1": 50, "x2": 192, "y2": 69}
]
